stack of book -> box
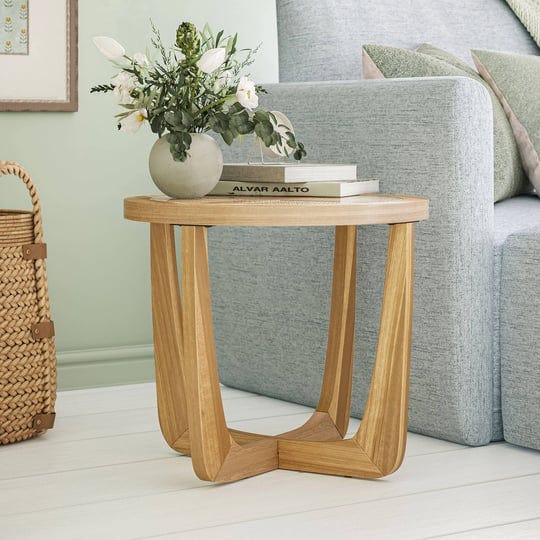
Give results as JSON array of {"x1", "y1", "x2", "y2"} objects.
[{"x1": 209, "y1": 163, "x2": 379, "y2": 198}]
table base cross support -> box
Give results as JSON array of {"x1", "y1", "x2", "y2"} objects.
[{"x1": 149, "y1": 220, "x2": 414, "y2": 483}]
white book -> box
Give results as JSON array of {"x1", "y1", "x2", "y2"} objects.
[
  {"x1": 209, "y1": 179, "x2": 379, "y2": 198},
  {"x1": 221, "y1": 163, "x2": 357, "y2": 183}
]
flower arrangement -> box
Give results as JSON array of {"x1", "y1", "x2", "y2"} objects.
[{"x1": 91, "y1": 22, "x2": 306, "y2": 163}]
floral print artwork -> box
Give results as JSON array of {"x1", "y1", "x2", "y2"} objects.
[{"x1": 0, "y1": 0, "x2": 29, "y2": 54}]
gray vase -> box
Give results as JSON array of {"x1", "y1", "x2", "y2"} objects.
[{"x1": 149, "y1": 133, "x2": 223, "y2": 199}]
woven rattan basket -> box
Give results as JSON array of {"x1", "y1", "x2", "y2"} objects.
[{"x1": 0, "y1": 161, "x2": 56, "y2": 444}]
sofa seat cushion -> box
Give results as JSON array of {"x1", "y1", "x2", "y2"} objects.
[
  {"x1": 498, "y1": 215, "x2": 540, "y2": 450},
  {"x1": 493, "y1": 194, "x2": 540, "y2": 443},
  {"x1": 494, "y1": 195, "x2": 540, "y2": 246}
]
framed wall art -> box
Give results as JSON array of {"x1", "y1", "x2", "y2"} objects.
[{"x1": 0, "y1": 0, "x2": 77, "y2": 111}]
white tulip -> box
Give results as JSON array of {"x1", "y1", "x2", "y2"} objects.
[
  {"x1": 133, "y1": 52, "x2": 149, "y2": 67},
  {"x1": 118, "y1": 109, "x2": 147, "y2": 133},
  {"x1": 236, "y1": 76, "x2": 258, "y2": 110},
  {"x1": 111, "y1": 71, "x2": 137, "y2": 104},
  {"x1": 196, "y1": 47, "x2": 226, "y2": 74},
  {"x1": 93, "y1": 36, "x2": 126, "y2": 61}
]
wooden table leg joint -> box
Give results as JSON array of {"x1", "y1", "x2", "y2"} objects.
[{"x1": 150, "y1": 222, "x2": 415, "y2": 482}]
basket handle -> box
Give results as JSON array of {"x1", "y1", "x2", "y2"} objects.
[{"x1": 0, "y1": 161, "x2": 44, "y2": 243}]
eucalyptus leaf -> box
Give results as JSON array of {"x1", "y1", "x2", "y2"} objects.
[
  {"x1": 181, "y1": 110, "x2": 194, "y2": 127},
  {"x1": 164, "y1": 111, "x2": 180, "y2": 126},
  {"x1": 222, "y1": 130, "x2": 234, "y2": 145},
  {"x1": 254, "y1": 121, "x2": 273, "y2": 139},
  {"x1": 254, "y1": 110, "x2": 270, "y2": 123}
]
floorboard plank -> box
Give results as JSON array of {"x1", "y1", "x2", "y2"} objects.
[
  {"x1": 2, "y1": 445, "x2": 539, "y2": 538},
  {"x1": 52, "y1": 384, "x2": 464, "y2": 455},
  {"x1": 55, "y1": 383, "x2": 256, "y2": 417},
  {"x1": 148, "y1": 475, "x2": 540, "y2": 540},
  {"x1": 3, "y1": 384, "x2": 539, "y2": 540},
  {"x1": 46, "y1": 396, "x2": 313, "y2": 443},
  {"x1": 0, "y1": 398, "x2": 312, "y2": 480},
  {"x1": 0, "y1": 425, "x2": 468, "y2": 517},
  {"x1": 431, "y1": 517, "x2": 540, "y2": 539}
]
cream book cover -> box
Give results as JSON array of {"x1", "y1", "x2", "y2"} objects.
[
  {"x1": 221, "y1": 163, "x2": 358, "y2": 183},
  {"x1": 210, "y1": 179, "x2": 379, "y2": 197}
]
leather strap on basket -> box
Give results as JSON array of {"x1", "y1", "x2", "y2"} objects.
[
  {"x1": 22, "y1": 243, "x2": 47, "y2": 260},
  {"x1": 0, "y1": 160, "x2": 56, "y2": 420},
  {"x1": 33, "y1": 412, "x2": 56, "y2": 430}
]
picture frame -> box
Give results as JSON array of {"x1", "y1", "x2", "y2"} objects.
[{"x1": 0, "y1": 0, "x2": 78, "y2": 111}]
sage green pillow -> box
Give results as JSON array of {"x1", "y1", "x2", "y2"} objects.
[
  {"x1": 416, "y1": 43, "x2": 483, "y2": 78},
  {"x1": 362, "y1": 44, "x2": 528, "y2": 202},
  {"x1": 472, "y1": 49, "x2": 540, "y2": 196}
]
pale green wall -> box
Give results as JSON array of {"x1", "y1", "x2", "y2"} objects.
[{"x1": 0, "y1": 0, "x2": 278, "y2": 388}]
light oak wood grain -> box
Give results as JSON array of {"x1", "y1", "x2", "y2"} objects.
[
  {"x1": 150, "y1": 224, "x2": 190, "y2": 454},
  {"x1": 275, "y1": 223, "x2": 414, "y2": 478},
  {"x1": 181, "y1": 226, "x2": 278, "y2": 481},
  {"x1": 228, "y1": 412, "x2": 339, "y2": 445},
  {"x1": 279, "y1": 438, "x2": 380, "y2": 477},
  {"x1": 227, "y1": 225, "x2": 359, "y2": 449},
  {"x1": 355, "y1": 222, "x2": 414, "y2": 476},
  {"x1": 317, "y1": 225, "x2": 357, "y2": 437},
  {"x1": 125, "y1": 194, "x2": 429, "y2": 227},
  {"x1": 129, "y1": 195, "x2": 426, "y2": 482},
  {"x1": 181, "y1": 226, "x2": 233, "y2": 479}
]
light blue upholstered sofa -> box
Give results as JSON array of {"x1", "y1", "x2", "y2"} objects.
[{"x1": 212, "y1": 0, "x2": 540, "y2": 449}]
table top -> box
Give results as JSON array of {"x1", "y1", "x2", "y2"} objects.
[{"x1": 124, "y1": 194, "x2": 429, "y2": 227}]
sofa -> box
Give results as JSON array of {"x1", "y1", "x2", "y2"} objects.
[{"x1": 211, "y1": 0, "x2": 540, "y2": 449}]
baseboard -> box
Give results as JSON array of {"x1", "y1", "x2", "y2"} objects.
[{"x1": 57, "y1": 344, "x2": 155, "y2": 390}]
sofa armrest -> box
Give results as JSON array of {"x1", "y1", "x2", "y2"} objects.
[
  {"x1": 215, "y1": 76, "x2": 495, "y2": 445},
  {"x1": 262, "y1": 76, "x2": 493, "y2": 208}
]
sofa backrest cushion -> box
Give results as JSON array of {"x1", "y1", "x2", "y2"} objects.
[
  {"x1": 277, "y1": 0, "x2": 539, "y2": 82},
  {"x1": 361, "y1": 43, "x2": 530, "y2": 202}
]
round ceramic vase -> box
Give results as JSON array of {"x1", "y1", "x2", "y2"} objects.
[{"x1": 149, "y1": 133, "x2": 223, "y2": 199}]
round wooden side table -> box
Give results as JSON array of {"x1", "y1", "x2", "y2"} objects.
[{"x1": 124, "y1": 194, "x2": 429, "y2": 483}]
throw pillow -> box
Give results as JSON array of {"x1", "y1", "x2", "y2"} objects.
[
  {"x1": 472, "y1": 49, "x2": 540, "y2": 195},
  {"x1": 362, "y1": 44, "x2": 529, "y2": 202},
  {"x1": 416, "y1": 43, "x2": 481, "y2": 77}
]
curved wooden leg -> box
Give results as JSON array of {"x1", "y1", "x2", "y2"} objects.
[
  {"x1": 279, "y1": 223, "x2": 414, "y2": 478},
  {"x1": 230, "y1": 225, "x2": 357, "y2": 445},
  {"x1": 354, "y1": 222, "x2": 414, "y2": 475},
  {"x1": 181, "y1": 226, "x2": 278, "y2": 482},
  {"x1": 152, "y1": 222, "x2": 413, "y2": 481},
  {"x1": 316, "y1": 225, "x2": 357, "y2": 437},
  {"x1": 150, "y1": 224, "x2": 190, "y2": 454}
]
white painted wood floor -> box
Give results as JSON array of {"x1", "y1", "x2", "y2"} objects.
[{"x1": 1, "y1": 383, "x2": 540, "y2": 539}]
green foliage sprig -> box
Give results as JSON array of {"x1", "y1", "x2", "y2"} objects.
[{"x1": 91, "y1": 22, "x2": 307, "y2": 162}]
